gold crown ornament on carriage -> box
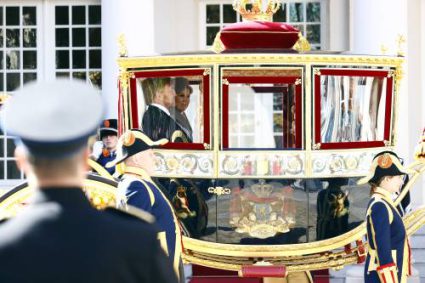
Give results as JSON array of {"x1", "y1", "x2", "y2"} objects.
[{"x1": 212, "y1": 0, "x2": 311, "y2": 53}]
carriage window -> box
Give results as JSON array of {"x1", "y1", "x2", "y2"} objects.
[
  {"x1": 314, "y1": 69, "x2": 394, "y2": 149},
  {"x1": 222, "y1": 69, "x2": 302, "y2": 149},
  {"x1": 130, "y1": 69, "x2": 211, "y2": 150}
]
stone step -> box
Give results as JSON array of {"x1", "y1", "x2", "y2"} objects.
[
  {"x1": 413, "y1": 262, "x2": 425, "y2": 277},
  {"x1": 329, "y1": 279, "x2": 344, "y2": 283},
  {"x1": 412, "y1": 248, "x2": 425, "y2": 263},
  {"x1": 341, "y1": 264, "x2": 422, "y2": 282},
  {"x1": 329, "y1": 268, "x2": 347, "y2": 279},
  {"x1": 410, "y1": 234, "x2": 425, "y2": 249}
]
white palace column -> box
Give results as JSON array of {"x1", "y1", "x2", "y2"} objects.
[
  {"x1": 101, "y1": 0, "x2": 199, "y2": 120},
  {"x1": 101, "y1": 0, "x2": 156, "y2": 119}
]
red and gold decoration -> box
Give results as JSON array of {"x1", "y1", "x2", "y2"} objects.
[
  {"x1": 229, "y1": 180, "x2": 295, "y2": 239},
  {"x1": 123, "y1": 131, "x2": 136, "y2": 147},
  {"x1": 212, "y1": 0, "x2": 309, "y2": 53},
  {"x1": 377, "y1": 153, "x2": 393, "y2": 169},
  {"x1": 233, "y1": 0, "x2": 280, "y2": 21},
  {"x1": 0, "y1": 93, "x2": 10, "y2": 109}
]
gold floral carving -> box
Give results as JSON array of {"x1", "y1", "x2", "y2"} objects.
[{"x1": 222, "y1": 68, "x2": 302, "y2": 78}]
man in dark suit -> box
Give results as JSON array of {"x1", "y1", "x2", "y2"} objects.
[
  {"x1": 0, "y1": 80, "x2": 177, "y2": 283},
  {"x1": 141, "y1": 78, "x2": 192, "y2": 142}
]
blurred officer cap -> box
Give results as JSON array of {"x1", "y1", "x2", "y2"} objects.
[{"x1": 0, "y1": 79, "x2": 104, "y2": 158}]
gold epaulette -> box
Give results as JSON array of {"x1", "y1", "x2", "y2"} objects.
[{"x1": 106, "y1": 205, "x2": 155, "y2": 224}]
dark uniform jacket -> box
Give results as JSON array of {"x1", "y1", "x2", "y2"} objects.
[
  {"x1": 0, "y1": 188, "x2": 177, "y2": 283},
  {"x1": 96, "y1": 150, "x2": 116, "y2": 175},
  {"x1": 118, "y1": 167, "x2": 182, "y2": 280},
  {"x1": 142, "y1": 105, "x2": 191, "y2": 142},
  {"x1": 365, "y1": 187, "x2": 411, "y2": 283}
]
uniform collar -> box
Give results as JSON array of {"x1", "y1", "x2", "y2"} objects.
[
  {"x1": 123, "y1": 166, "x2": 153, "y2": 182},
  {"x1": 32, "y1": 187, "x2": 93, "y2": 209},
  {"x1": 373, "y1": 187, "x2": 396, "y2": 207}
]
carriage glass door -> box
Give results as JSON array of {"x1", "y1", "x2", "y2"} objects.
[{"x1": 222, "y1": 68, "x2": 303, "y2": 149}]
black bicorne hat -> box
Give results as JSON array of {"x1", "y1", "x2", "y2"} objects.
[
  {"x1": 106, "y1": 129, "x2": 168, "y2": 168},
  {"x1": 99, "y1": 119, "x2": 118, "y2": 139},
  {"x1": 357, "y1": 151, "x2": 414, "y2": 185}
]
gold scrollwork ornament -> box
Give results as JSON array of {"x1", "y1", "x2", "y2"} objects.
[
  {"x1": 286, "y1": 155, "x2": 303, "y2": 175},
  {"x1": 208, "y1": 186, "x2": 231, "y2": 196},
  {"x1": 180, "y1": 154, "x2": 198, "y2": 174},
  {"x1": 313, "y1": 158, "x2": 326, "y2": 173},
  {"x1": 329, "y1": 155, "x2": 344, "y2": 173},
  {"x1": 222, "y1": 155, "x2": 240, "y2": 175},
  {"x1": 344, "y1": 156, "x2": 359, "y2": 170},
  {"x1": 198, "y1": 157, "x2": 213, "y2": 173}
]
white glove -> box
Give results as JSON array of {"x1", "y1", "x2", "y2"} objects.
[{"x1": 91, "y1": 141, "x2": 103, "y2": 160}]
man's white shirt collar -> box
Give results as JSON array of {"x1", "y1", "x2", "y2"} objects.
[{"x1": 149, "y1": 103, "x2": 170, "y2": 116}]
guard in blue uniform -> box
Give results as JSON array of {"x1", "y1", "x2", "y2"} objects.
[
  {"x1": 358, "y1": 151, "x2": 413, "y2": 283},
  {"x1": 106, "y1": 129, "x2": 183, "y2": 281},
  {"x1": 0, "y1": 80, "x2": 177, "y2": 283},
  {"x1": 95, "y1": 119, "x2": 118, "y2": 175}
]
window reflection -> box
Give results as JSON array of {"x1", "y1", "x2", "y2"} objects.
[
  {"x1": 312, "y1": 177, "x2": 366, "y2": 241},
  {"x1": 23, "y1": 28, "x2": 36, "y2": 47},
  {"x1": 216, "y1": 179, "x2": 308, "y2": 244},
  {"x1": 320, "y1": 75, "x2": 388, "y2": 143},
  {"x1": 6, "y1": 51, "x2": 19, "y2": 69},
  {"x1": 23, "y1": 7, "x2": 37, "y2": 25},
  {"x1": 6, "y1": 29, "x2": 20, "y2": 48}
]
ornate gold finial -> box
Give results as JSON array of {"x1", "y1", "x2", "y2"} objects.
[
  {"x1": 293, "y1": 32, "x2": 311, "y2": 52},
  {"x1": 380, "y1": 44, "x2": 388, "y2": 55},
  {"x1": 117, "y1": 33, "x2": 128, "y2": 57},
  {"x1": 396, "y1": 34, "x2": 406, "y2": 57},
  {"x1": 414, "y1": 128, "x2": 425, "y2": 162},
  {"x1": 0, "y1": 93, "x2": 10, "y2": 106},
  {"x1": 211, "y1": 32, "x2": 225, "y2": 54},
  {"x1": 233, "y1": 0, "x2": 280, "y2": 21}
]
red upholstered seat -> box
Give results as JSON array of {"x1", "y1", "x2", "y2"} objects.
[{"x1": 219, "y1": 21, "x2": 299, "y2": 50}]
